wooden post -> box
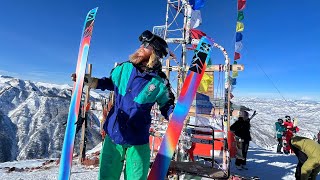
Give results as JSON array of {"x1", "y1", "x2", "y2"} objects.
[
  {"x1": 166, "y1": 58, "x2": 171, "y2": 78},
  {"x1": 79, "y1": 64, "x2": 92, "y2": 163}
]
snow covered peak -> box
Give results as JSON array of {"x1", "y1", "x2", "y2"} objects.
[
  {"x1": 35, "y1": 82, "x2": 71, "y2": 90},
  {"x1": 0, "y1": 76, "x2": 105, "y2": 163}
]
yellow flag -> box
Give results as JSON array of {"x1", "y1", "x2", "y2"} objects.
[
  {"x1": 197, "y1": 72, "x2": 213, "y2": 93},
  {"x1": 236, "y1": 22, "x2": 244, "y2": 32},
  {"x1": 232, "y1": 71, "x2": 239, "y2": 78}
]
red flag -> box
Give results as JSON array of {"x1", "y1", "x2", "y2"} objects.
[
  {"x1": 234, "y1": 52, "x2": 241, "y2": 60},
  {"x1": 190, "y1": 29, "x2": 206, "y2": 39},
  {"x1": 230, "y1": 93, "x2": 234, "y2": 99},
  {"x1": 190, "y1": 29, "x2": 207, "y2": 49},
  {"x1": 238, "y1": 0, "x2": 246, "y2": 11}
]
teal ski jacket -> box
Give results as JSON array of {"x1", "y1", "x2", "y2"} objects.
[
  {"x1": 96, "y1": 61, "x2": 175, "y2": 145},
  {"x1": 275, "y1": 122, "x2": 286, "y2": 138}
]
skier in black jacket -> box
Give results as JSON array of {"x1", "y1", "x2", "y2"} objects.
[{"x1": 230, "y1": 111, "x2": 257, "y2": 170}]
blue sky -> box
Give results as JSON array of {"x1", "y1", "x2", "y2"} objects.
[{"x1": 0, "y1": 0, "x2": 319, "y2": 101}]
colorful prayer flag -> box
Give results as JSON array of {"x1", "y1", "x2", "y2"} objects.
[
  {"x1": 237, "y1": 11, "x2": 244, "y2": 21},
  {"x1": 235, "y1": 41, "x2": 243, "y2": 52},
  {"x1": 190, "y1": 29, "x2": 206, "y2": 49},
  {"x1": 230, "y1": 77, "x2": 237, "y2": 85},
  {"x1": 238, "y1": 0, "x2": 246, "y2": 11},
  {"x1": 197, "y1": 72, "x2": 213, "y2": 93},
  {"x1": 236, "y1": 32, "x2": 243, "y2": 42},
  {"x1": 236, "y1": 22, "x2": 244, "y2": 32},
  {"x1": 190, "y1": 10, "x2": 202, "y2": 28},
  {"x1": 234, "y1": 52, "x2": 241, "y2": 60},
  {"x1": 189, "y1": 0, "x2": 205, "y2": 10},
  {"x1": 232, "y1": 71, "x2": 239, "y2": 78}
]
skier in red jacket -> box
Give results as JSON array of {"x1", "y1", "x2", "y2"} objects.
[{"x1": 283, "y1": 115, "x2": 299, "y2": 154}]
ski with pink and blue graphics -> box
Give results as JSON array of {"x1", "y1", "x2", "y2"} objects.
[
  {"x1": 58, "y1": 7, "x2": 98, "y2": 180},
  {"x1": 148, "y1": 36, "x2": 213, "y2": 180}
]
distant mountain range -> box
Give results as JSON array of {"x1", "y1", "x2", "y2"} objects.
[
  {"x1": 0, "y1": 75, "x2": 319, "y2": 162},
  {"x1": 0, "y1": 75, "x2": 105, "y2": 162}
]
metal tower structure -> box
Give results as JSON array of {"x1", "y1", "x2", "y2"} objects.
[{"x1": 150, "y1": 0, "x2": 245, "y2": 178}]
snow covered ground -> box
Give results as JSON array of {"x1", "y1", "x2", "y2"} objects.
[{"x1": 1, "y1": 145, "x2": 319, "y2": 180}]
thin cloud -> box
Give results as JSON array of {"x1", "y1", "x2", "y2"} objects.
[
  {"x1": 0, "y1": 70, "x2": 20, "y2": 77},
  {"x1": 0, "y1": 70, "x2": 70, "y2": 85}
]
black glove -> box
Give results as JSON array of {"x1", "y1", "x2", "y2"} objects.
[{"x1": 71, "y1": 73, "x2": 98, "y2": 88}]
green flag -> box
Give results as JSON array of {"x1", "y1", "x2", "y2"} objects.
[{"x1": 238, "y1": 11, "x2": 244, "y2": 21}]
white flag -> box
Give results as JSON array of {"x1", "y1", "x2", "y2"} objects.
[
  {"x1": 190, "y1": 10, "x2": 202, "y2": 28},
  {"x1": 235, "y1": 41, "x2": 243, "y2": 52}
]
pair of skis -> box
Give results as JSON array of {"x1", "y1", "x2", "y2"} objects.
[{"x1": 59, "y1": 7, "x2": 214, "y2": 180}]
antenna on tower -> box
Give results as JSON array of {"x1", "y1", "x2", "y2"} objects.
[{"x1": 153, "y1": 0, "x2": 193, "y2": 96}]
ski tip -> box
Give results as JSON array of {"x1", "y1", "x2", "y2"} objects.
[{"x1": 91, "y1": 7, "x2": 99, "y2": 12}]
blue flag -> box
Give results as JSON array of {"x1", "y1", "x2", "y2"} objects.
[
  {"x1": 189, "y1": 0, "x2": 205, "y2": 10},
  {"x1": 236, "y1": 32, "x2": 243, "y2": 42}
]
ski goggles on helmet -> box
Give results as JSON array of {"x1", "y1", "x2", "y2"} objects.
[
  {"x1": 139, "y1": 30, "x2": 155, "y2": 43},
  {"x1": 139, "y1": 30, "x2": 169, "y2": 58},
  {"x1": 142, "y1": 41, "x2": 151, "y2": 49}
]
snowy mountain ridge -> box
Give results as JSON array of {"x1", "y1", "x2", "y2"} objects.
[{"x1": 0, "y1": 75, "x2": 105, "y2": 163}]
